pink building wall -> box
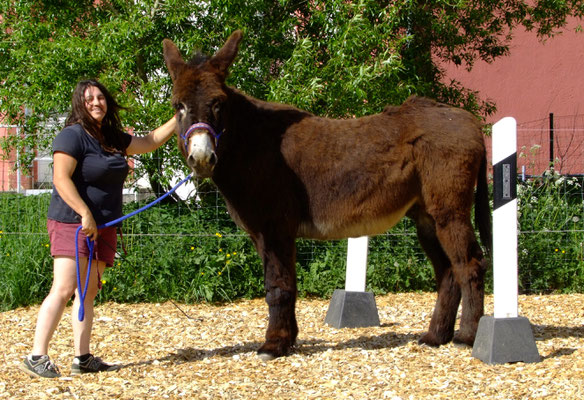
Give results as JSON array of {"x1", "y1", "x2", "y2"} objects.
[
  {"x1": 444, "y1": 20, "x2": 584, "y2": 125},
  {"x1": 443, "y1": 19, "x2": 584, "y2": 175},
  {"x1": 0, "y1": 125, "x2": 34, "y2": 192}
]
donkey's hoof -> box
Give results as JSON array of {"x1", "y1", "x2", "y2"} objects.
[
  {"x1": 257, "y1": 352, "x2": 276, "y2": 362},
  {"x1": 418, "y1": 331, "x2": 451, "y2": 347},
  {"x1": 257, "y1": 339, "x2": 290, "y2": 360},
  {"x1": 453, "y1": 332, "x2": 475, "y2": 347}
]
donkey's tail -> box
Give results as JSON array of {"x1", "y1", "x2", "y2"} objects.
[{"x1": 475, "y1": 152, "x2": 492, "y2": 256}]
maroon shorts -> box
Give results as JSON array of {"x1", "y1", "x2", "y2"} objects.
[{"x1": 47, "y1": 219, "x2": 117, "y2": 267}]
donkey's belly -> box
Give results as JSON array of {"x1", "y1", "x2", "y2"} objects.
[{"x1": 298, "y1": 199, "x2": 416, "y2": 240}]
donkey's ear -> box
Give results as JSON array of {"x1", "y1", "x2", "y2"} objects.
[
  {"x1": 163, "y1": 39, "x2": 185, "y2": 82},
  {"x1": 210, "y1": 30, "x2": 243, "y2": 78}
]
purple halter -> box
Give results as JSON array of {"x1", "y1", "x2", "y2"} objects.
[{"x1": 180, "y1": 122, "x2": 222, "y2": 152}]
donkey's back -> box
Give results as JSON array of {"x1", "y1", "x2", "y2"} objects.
[{"x1": 282, "y1": 96, "x2": 485, "y2": 241}]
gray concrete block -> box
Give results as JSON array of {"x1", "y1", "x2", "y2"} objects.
[
  {"x1": 472, "y1": 315, "x2": 541, "y2": 364},
  {"x1": 324, "y1": 289, "x2": 380, "y2": 328}
]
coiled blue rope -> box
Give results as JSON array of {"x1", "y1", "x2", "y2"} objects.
[{"x1": 75, "y1": 173, "x2": 192, "y2": 321}]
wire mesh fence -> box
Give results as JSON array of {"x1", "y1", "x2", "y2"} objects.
[
  {"x1": 1, "y1": 118, "x2": 583, "y2": 310},
  {"x1": 516, "y1": 113, "x2": 584, "y2": 177}
]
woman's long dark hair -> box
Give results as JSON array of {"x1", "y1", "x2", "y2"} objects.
[{"x1": 65, "y1": 79, "x2": 128, "y2": 154}]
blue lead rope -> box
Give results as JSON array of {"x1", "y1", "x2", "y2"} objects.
[{"x1": 75, "y1": 173, "x2": 192, "y2": 321}]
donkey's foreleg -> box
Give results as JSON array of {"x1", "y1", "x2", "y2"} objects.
[
  {"x1": 259, "y1": 285, "x2": 298, "y2": 360},
  {"x1": 255, "y1": 236, "x2": 298, "y2": 360}
]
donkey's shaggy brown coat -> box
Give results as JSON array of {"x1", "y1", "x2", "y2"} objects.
[{"x1": 163, "y1": 30, "x2": 491, "y2": 359}]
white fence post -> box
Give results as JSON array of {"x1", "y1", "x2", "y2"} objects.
[
  {"x1": 492, "y1": 117, "x2": 519, "y2": 318},
  {"x1": 472, "y1": 117, "x2": 540, "y2": 364},
  {"x1": 345, "y1": 236, "x2": 369, "y2": 292}
]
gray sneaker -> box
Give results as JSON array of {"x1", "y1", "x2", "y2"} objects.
[
  {"x1": 71, "y1": 354, "x2": 119, "y2": 374},
  {"x1": 19, "y1": 355, "x2": 61, "y2": 378}
]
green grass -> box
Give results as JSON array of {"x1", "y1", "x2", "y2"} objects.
[{"x1": 1, "y1": 172, "x2": 583, "y2": 311}]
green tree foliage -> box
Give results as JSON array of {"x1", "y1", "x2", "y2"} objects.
[
  {"x1": 269, "y1": 0, "x2": 584, "y2": 118},
  {"x1": 1, "y1": 0, "x2": 583, "y2": 176},
  {"x1": 0, "y1": 0, "x2": 299, "y2": 187}
]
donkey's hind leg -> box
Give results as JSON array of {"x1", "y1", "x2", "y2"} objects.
[
  {"x1": 408, "y1": 207, "x2": 461, "y2": 346},
  {"x1": 434, "y1": 216, "x2": 487, "y2": 346}
]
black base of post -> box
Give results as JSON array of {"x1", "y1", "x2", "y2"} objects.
[
  {"x1": 324, "y1": 289, "x2": 380, "y2": 328},
  {"x1": 472, "y1": 315, "x2": 541, "y2": 364}
]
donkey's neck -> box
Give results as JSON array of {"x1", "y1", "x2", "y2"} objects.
[{"x1": 225, "y1": 87, "x2": 312, "y2": 135}]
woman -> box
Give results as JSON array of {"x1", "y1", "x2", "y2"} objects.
[{"x1": 20, "y1": 80, "x2": 177, "y2": 378}]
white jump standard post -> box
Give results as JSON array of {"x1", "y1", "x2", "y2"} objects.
[
  {"x1": 471, "y1": 117, "x2": 540, "y2": 364},
  {"x1": 325, "y1": 236, "x2": 380, "y2": 328}
]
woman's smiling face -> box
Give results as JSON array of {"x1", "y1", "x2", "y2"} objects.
[{"x1": 84, "y1": 85, "x2": 107, "y2": 124}]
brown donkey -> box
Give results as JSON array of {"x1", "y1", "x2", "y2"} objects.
[{"x1": 163, "y1": 30, "x2": 491, "y2": 360}]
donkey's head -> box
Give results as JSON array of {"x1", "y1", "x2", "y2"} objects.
[{"x1": 163, "y1": 30, "x2": 243, "y2": 178}]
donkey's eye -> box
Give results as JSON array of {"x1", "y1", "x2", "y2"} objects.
[
  {"x1": 174, "y1": 103, "x2": 186, "y2": 115},
  {"x1": 211, "y1": 101, "x2": 221, "y2": 118}
]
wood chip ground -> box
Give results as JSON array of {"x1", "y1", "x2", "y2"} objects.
[{"x1": 2, "y1": 293, "x2": 584, "y2": 399}]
